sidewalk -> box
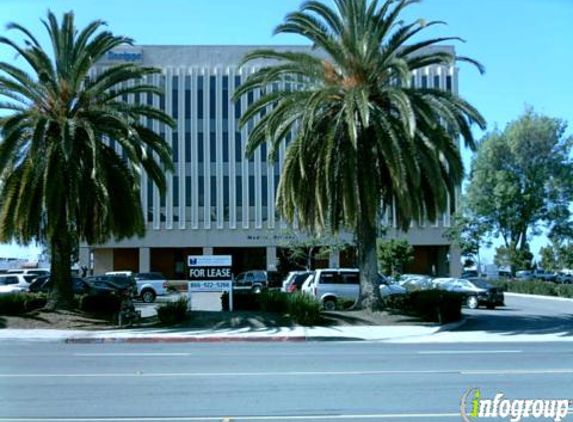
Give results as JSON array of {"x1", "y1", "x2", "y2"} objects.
[{"x1": 0, "y1": 320, "x2": 466, "y2": 343}]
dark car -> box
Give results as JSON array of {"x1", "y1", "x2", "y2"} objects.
[
  {"x1": 84, "y1": 274, "x2": 137, "y2": 296},
  {"x1": 233, "y1": 270, "x2": 281, "y2": 293},
  {"x1": 28, "y1": 275, "x2": 90, "y2": 295},
  {"x1": 440, "y1": 277, "x2": 505, "y2": 309}
]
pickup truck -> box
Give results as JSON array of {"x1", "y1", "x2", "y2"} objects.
[{"x1": 106, "y1": 271, "x2": 169, "y2": 303}]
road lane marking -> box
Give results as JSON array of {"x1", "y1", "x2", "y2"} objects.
[
  {"x1": 74, "y1": 353, "x2": 192, "y2": 357},
  {"x1": 461, "y1": 369, "x2": 573, "y2": 375},
  {"x1": 0, "y1": 414, "x2": 462, "y2": 421},
  {"x1": 2, "y1": 368, "x2": 573, "y2": 378},
  {"x1": 418, "y1": 350, "x2": 522, "y2": 355}
]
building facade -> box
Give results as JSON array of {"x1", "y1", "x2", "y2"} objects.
[{"x1": 81, "y1": 45, "x2": 461, "y2": 279}]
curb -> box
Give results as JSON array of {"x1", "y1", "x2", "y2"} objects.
[
  {"x1": 505, "y1": 292, "x2": 573, "y2": 303},
  {"x1": 436, "y1": 317, "x2": 467, "y2": 333},
  {"x1": 65, "y1": 335, "x2": 308, "y2": 344}
]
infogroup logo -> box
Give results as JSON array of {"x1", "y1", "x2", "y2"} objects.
[{"x1": 461, "y1": 388, "x2": 571, "y2": 422}]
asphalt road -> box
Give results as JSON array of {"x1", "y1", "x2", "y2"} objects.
[
  {"x1": 2, "y1": 294, "x2": 573, "y2": 421},
  {"x1": 460, "y1": 294, "x2": 573, "y2": 336},
  {"x1": 2, "y1": 340, "x2": 573, "y2": 421}
]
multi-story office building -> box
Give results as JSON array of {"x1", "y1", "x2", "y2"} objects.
[{"x1": 81, "y1": 45, "x2": 461, "y2": 279}]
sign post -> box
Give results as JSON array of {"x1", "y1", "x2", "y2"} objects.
[{"x1": 187, "y1": 255, "x2": 233, "y2": 311}]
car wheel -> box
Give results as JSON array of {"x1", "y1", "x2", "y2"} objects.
[
  {"x1": 252, "y1": 285, "x2": 262, "y2": 294},
  {"x1": 322, "y1": 298, "x2": 337, "y2": 311},
  {"x1": 466, "y1": 296, "x2": 479, "y2": 309},
  {"x1": 141, "y1": 289, "x2": 156, "y2": 303}
]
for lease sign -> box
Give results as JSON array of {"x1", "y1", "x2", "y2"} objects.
[{"x1": 187, "y1": 255, "x2": 233, "y2": 281}]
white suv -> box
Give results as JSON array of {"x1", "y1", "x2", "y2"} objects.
[
  {"x1": 105, "y1": 271, "x2": 169, "y2": 303},
  {"x1": 305, "y1": 268, "x2": 407, "y2": 310},
  {"x1": 0, "y1": 274, "x2": 32, "y2": 294}
]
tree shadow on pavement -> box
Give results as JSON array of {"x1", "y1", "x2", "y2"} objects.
[{"x1": 455, "y1": 313, "x2": 573, "y2": 337}]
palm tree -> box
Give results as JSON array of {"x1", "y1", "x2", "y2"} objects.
[
  {"x1": 235, "y1": 0, "x2": 486, "y2": 310},
  {"x1": 0, "y1": 11, "x2": 174, "y2": 309}
]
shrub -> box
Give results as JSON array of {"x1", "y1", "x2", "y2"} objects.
[
  {"x1": 0, "y1": 293, "x2": 48, "y2": 316},
  {"x1": 80, "y1": 294, "x2": 121, "y2": 315},
  {"x1": 287, "y1": 293, "x2": 321, "y2": 326},
  {"x1": 157, "y1": 297, "x2": 189, "y2": 324},
  {"x1": 489, "y1": 279, "x2": 573, "y2": 298},
  {"x1": 259, "y1": 290, "x2": 289, "y2": 313},
  {"x1": 381, "y1": 294, "x2": 413, "y2": 313},
  {"x1": 409, "y1": 290, "x2": 462, "y2": 323},
  {"x1": 221, "y1": 291, "x2": 261, "y2": 311},
  {"x1": 337, "y1": 298, "x2": 356, "y2": 310},
  {"x1": 382, "y1": 291, "x2": 462, "y2": 324}
]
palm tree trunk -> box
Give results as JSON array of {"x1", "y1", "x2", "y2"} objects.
[
  {"x1": 354, "y1": 139, "x2": 382, "y2": 311},
  {"x1": 355, "y1": 215, "x2": 382, "y2": 310},
  {"x1": 46, "y1": 226, "x2": 74, "y2": 310}
]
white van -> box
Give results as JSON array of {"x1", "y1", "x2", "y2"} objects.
[{"x1": 305, "y1": 268, "x2": 407, "y2": 310}]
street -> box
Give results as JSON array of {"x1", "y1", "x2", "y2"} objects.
[{"x1": 1, "y1": 294, "x2": 573, "y2": 421}]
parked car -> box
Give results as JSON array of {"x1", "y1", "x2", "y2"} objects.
[
  {"x1": 305, "y1": 268, "x2": 407, "y2": 311},
  {"x1": 133, "y1": 272, "x2": 170, "y2": 303},
  {"x1": 6, "y1": 268, "x2": 50, "y2": 278},
  {"x1": 398, "y1": 274, "x2": 434, "y2": 291},
  {"x1": 106, "y1": 271, "x2": 170, "y2": 303},
  {"x1": 28, "y1": 275, "x2": 90, "y2": 295},
  {"x1": 532, "y1": 269, "x2": 557, "y2": 282},
  {"x1": 281, "y1": 271, "x2": 312, "y2": 293},
  {"x1": 233, "y1": 270, "x2": 281, "y2": 293},
  {"x1": 0, "y1": 274, "x2": 31, "y2": 294},
  {"x1": 438, "y1": 277, "x2": 504, "y2": 309},
  {"x1": 556, "y1": 271, "x2": 573, "y2": 284},
  {"x1": 85, "y1": 273, "x2": 137, "y2": 296}
]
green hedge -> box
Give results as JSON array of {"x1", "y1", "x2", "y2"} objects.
[
  {"x1": 490, "y1": 280, "x2": 573, "y2": 298},
  {"x1": 157, "y1": 297, "x2": 189, "y2": 325},
  {"x1": 286, "y1": 293, "x2": 321, "y2": 326},
  {"x1": 0, "y1": 293, "x2": 47, "y2": 316},
  {"x1": 220, "y1": 291, "x2": 322, "y2": 326},
  {"x1": 79, "y1": 294, "x2": 122, "y2": 315},
  {"x1": 382, "y1": 290, "x2": 462, "y2": 324}
]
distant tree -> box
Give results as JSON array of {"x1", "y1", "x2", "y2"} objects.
[
  {"x1": 494, "y1": 243, "x2": 533, "y2": 272},
  {"x1": 278, "y1": 230, "x2": 352, "y2": 272},
  {"x1": 377, "y1": 239, "x2": 414, "y2": 277},
  {"x1": 540, "y1": 241, "x2": 573, "y2": 271},
  {"x1": 444, "y1": 203, "x2": 491, "y2": 272},
  {"x1": 467, "y1": 108, "x2": 573, "y2": 274},
  {"x1": 0, "y1": 12, "x2": 173, "y2": 309}
]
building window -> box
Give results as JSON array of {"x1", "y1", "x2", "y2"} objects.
[
  {"x1": 235, "y1": 132, "x2": 243, "y2": 162},
  {"x1": 236, "y1": 176, "x2": 242, "y2": 206},
  {"x1": 210, "y1": 132, "x2": 216, "y2": 162},
  {"x1": 211, "y1": 176, "x2": 217, "y2": 206},
  {"x1": 198, "y1": 133, "x2": 204, "y2": 163},
  {"x1": 262, "y1": 175, "x2": 268, "y2": 207},
  {"x1": 223, "y1": 132, "x2": 229, "y2": 162},
  {"x1": 446, "y1": 75, "x2": 452, "y2": 91},
  {"x1": 249, "y1": 175, "x2": 255, "y2": 207},
  {"x1": 172, "y1": 76, "x2": 179, "y2": 118},
  {"x1": 434, "y1": 75, "x2": 440, "y2": 89},
  {"x1": 223, "y1": 176, "x2": 229, "y2": 207},
  {"x1": 173, "y1": 176, "x2": 179, "y2": 207},
  {"x1": 198, "y1": 176, "x2": 204, "y2": 206},
  {"x1": 185, "y1": 133, "x2": 191, "y2": 163},
  {"x1": 234, "y1": 75, "x2": 242, "y2": 119},
  {"x1": 209, "y1": 76, "x2": 216, "y2": 117},
  {"x1": 197, "y1": 76, "x2": 204, "y2": 118},
  {"x1": 172, "y1": 132, "x2": 178, "y2": 163},
  {"x1": 185, "y1": 176, "x2": 191, "y2": 207},
  {"x1": 222, "y1": 76, "x2": 229, "y2": 119},
  {"x1": 422, "y1": 75, "x2": 428, "y2": 88}
]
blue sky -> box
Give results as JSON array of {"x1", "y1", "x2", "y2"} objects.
[{"x1": 0, "y1": 0, "x2": 571, "y2": 263}]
